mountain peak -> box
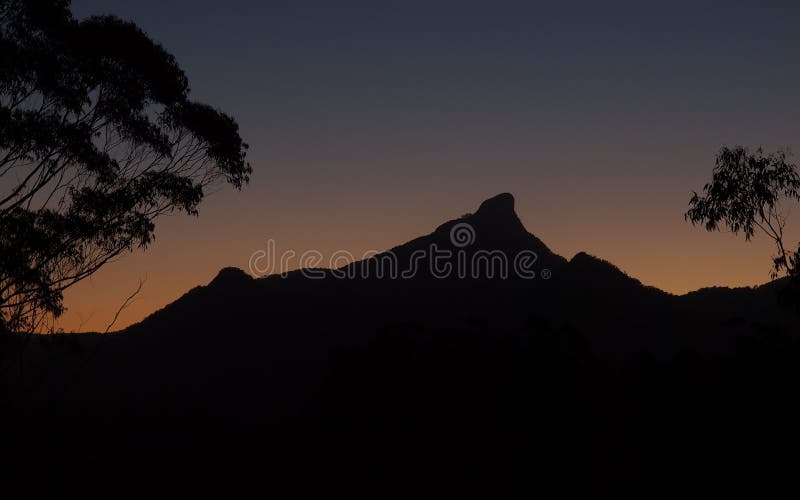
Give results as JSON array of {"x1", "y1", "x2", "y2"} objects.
[
  {"x1": 469, "y1": 192, "x2": 525, "y2": 234},
  {"x1": 208, "y1": 267, "x2": 252, "y2": 287},
  {"x1": 475, "y1": 193, "x2": 515, "y2": 218}
]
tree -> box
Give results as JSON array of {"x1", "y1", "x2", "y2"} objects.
[
  {"x1": 686, "y1": 146, "x2": 800, "y2": 279},
  {"x1": 0, "y1": 0, "x2": 252, "y2": 332}
]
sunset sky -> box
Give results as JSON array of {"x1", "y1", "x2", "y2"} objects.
[{"x1": 60, "y1": 0, "x2": 800, "y2": 332}]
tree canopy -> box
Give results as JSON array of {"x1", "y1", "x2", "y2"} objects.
[
  {"x1": 0, "y1": 0, "x2": 252, "y2": 332},
  {"x1": 686, "y1": 146, "x2": 800, "y2": 279}
]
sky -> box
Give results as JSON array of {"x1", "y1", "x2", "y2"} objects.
[{"x1": 57, "y1": 0, "x2": 800, "y2": 332}]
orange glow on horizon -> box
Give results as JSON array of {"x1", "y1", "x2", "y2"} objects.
[{"x1": 55, "y1": 184, "x2": 794, "y2": 333}]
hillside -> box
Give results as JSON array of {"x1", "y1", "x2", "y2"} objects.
[{"x1": 2, "y1": 193, "x2": 799, "y2": 491}]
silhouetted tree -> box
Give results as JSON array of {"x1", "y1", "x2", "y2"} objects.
[
  {"x1": 686, "y1": 146, "x2": 800, "y2": 279},
  {"x1": 0, "y1": 0, "x2": 251, "y2": 332}
]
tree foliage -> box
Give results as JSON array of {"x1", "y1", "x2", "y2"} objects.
[
  {"x1": 0, "y1": 0, "x2": 251, "y2": 332},
  {"x1": 686, "y1": 146, "x2": 800, "y2": 279}
]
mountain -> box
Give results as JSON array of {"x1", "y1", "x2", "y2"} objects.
[
  {"x1": 2, "y1": 193, "x2": 799, "y2": 491},
  {"x1": 124, "y1": 192, "x2": 791, "y2": 357}
]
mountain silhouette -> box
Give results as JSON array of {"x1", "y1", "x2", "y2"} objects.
[{"x1": 2, "y1": 193, "x2": 799, "y2": 492}]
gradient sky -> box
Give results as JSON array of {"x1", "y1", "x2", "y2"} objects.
[{"x1": 58, "y1": 0, "x2": 800, "y2": 332}]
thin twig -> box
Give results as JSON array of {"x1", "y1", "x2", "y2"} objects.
[{"x1": 104, "y1": 277, "x2": 146, "y2": 334}]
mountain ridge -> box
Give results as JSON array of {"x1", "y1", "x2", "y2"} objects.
[
  {"x1": 184, "y1": 192, "x2": 776, "y2": 307},
  {"x1": 6, "y1": 193, "x2": 800, "y2": 485},
  {"x1": 120, "y1": 192, "x2": 796, "y2": 363}
]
